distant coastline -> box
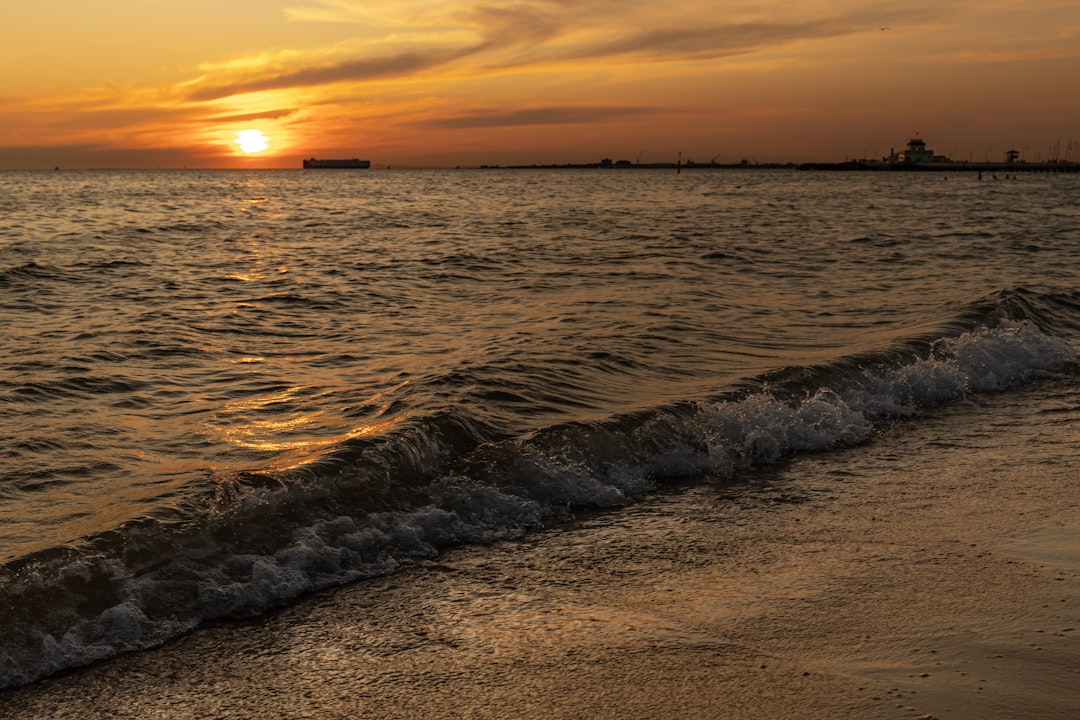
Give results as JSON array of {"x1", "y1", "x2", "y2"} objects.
[
  {"x1": 468, "y1": 160, "x2": 1079, "y2": 173},
  {"x1": 476, "y1": 160, "x2": 796, "y2": 171},
  {"x1": 476, "y1": 135, "x2": 1080, "y2": 173}
]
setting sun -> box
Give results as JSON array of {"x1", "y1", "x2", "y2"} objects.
[
  {"x1": 235, "y1": 130, "x2": 270, "y2": 154},
  {"x1": 2, "y1": 1, "x2": 1080, "y2": 169}
]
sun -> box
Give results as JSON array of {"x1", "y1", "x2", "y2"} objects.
[{"x1": 235, "y1": 129, "x2": 270, "y2": 154}]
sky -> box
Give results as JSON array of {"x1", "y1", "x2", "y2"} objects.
[{"x1": 1, "y1": 0, "x2": 1078, "y2": 168}]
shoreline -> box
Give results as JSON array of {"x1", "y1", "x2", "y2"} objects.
[{"x1": 2, "y1": 380, "x2": 1077, "y2": 719}]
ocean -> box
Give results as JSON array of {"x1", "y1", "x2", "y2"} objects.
[{"x1": 1, "y1": 167, "x2": 1077, "y2": 690}]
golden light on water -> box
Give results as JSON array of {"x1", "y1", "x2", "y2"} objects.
[
  {"x1": 210, "y1": 383, "x2": 409, "y2": 472},
  {"x1": 219, "y1": 415, "x2": 406, "y2": 472}
]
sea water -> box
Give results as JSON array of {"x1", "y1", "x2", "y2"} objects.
[{"x1": 1, "y1": 168, "x2": 1077, "y2": 688}]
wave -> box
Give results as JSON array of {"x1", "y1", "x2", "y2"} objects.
[
  {"x1": 1, "y1": 290, "x2": 1077, "y2": 689},
  {"x1": 0, "y1": 262, "x2": 72, "y2": 287}
]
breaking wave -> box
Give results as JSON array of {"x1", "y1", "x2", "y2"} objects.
[{"x1": 1, "y1": 292, "x2": 1077, "y2": 689}]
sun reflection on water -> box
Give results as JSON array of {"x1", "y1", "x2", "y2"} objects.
[{"x1": 210, "y1": 383, "x2": 407, "y2": 472}]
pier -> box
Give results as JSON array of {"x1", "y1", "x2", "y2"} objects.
[
  {"x1": 798, "y1": 136, "x2": 1080, "y2": 173},
  {"x1": 797, "y1": 160, "x2": 1079, "y2": 173}
]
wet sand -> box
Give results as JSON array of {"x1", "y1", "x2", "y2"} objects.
[{"x1": 2, "y1": 381, "x2": 1078, "y2": 719}]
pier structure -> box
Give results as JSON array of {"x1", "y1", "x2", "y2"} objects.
[
  {"x1": 798, "y1": 160, "x2": 1079, "y2": 173},
  {"x1": 799, "y1": 136, "x2": 1079, "y2": 173}
]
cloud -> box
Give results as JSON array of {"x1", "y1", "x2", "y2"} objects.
[
  {"x1": 39, "y1": 106, "x2": 202, "y2": 132},
  {"x1": 285, "y1": 0, "x2": 449, "y2": 25},
  {"x1": 201, "y1": 108, "x2": 301, "y2": 124},
  {"x1": 182, "y1": 2, "x2": 940, "y2": 104},
  {"x1": 184, "y1": 47, "x2": 473, "y2": 101},
  {"x1": 418, "y1": 105, "x2": 656, "y2": 129},
  {"x1": 581, "y1": 19, "x2": 861, "y2": 60},
  {"x1": 459, "y1": 2, "x2": 565, "y2": 50}
]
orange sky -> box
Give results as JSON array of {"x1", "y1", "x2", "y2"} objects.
[{"x1": 2, "y1": 0, "x2": 1078, "y2": 168}]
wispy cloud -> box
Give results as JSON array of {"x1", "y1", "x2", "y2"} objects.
[
  {"x1": 581, "y1": 20, "x2": 860, "y2": 60},
  {"x1": 182, "y1": 1, "x2": 936, "y2": 102},
  {"x1": 184, "y1": 48, "x2": 473, "y2": 101},
  {"x1": 201, "y1": 108, "x2": 302, "y2": 124},
  {"x1": 418, "y1": 105, "x2": 656, "y2": 129}
]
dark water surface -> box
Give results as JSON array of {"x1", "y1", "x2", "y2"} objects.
[{"x1": 1, "y1": 168, "x2": 1077, "y2": 687}]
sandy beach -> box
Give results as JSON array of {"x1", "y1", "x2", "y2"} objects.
[{"x1": 2, "y1": 379, "x2": 1077, "y2": 719}]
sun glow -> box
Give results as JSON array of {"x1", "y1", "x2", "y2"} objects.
[{"x1": 235, "y1": 129, "x2": 270, "y2": 154}]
